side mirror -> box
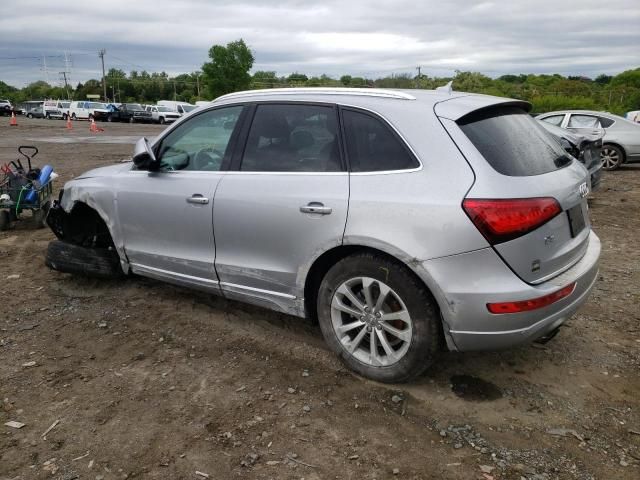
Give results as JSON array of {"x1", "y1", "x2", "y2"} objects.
[{"x1": 132, "y1": 137, "x2": 158, "y2": 170}]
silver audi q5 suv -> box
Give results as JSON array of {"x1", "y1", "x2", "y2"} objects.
[{"x1": 46, "y1": 88, "x2": 600, "y2": 382}]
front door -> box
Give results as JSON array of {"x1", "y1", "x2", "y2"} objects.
[
  {"x1": 213, "y1": 103, "x2": 349, "y2": 303},
  {"x1": 116, "y1": 105, "x2": 245, "y2": 290}
]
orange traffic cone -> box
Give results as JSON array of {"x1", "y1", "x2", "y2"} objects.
[
  {"x1": 89, "y1": 118, "x2": 104, "y2": 133},
  {"x1": 65, "y1": 115, "x2": 73, "y2": 130},
  {"x1": 9, "y1": 112, "x2": 17, "y2": 126}
]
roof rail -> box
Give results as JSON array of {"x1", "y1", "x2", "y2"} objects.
[{"x1": 216, "y1": 87, "x2": 416, "y2": 101}]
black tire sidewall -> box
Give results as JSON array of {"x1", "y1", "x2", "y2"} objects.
[{"x1": 317, "y1": 253, "x2": 440, "y2": 383}]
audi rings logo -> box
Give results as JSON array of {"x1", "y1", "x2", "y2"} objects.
[{"x1": 579, "y1": 182, "x2": 589, "y2": 198}]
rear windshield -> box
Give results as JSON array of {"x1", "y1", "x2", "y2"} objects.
[{"x1": 459, "y1": 107, "x2": 573, "y2": 176}]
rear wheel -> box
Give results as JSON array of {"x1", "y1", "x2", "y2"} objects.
[
  {"x1": 107, "y1": 115, "x2": 113, "y2": 122},
  {"x1": 601, "y1": 144, "x2": 623, "y2": 171},
  {"x1": 27, "y1": 113, "x2": 33, "y2": 119},
  {"x1": 45, "y1": 240, "x2": 123, "y2": 279},
  {"x1": 71, "y1": 113, "x2": 77, "y2": 120},
  {"x1": 317, "y1": 253, "x2": 440, "y2": 383},
  {"x1": 129, "y1": 117, "x2": 135, "y2": 124},
  {"x1": 159, "y1": 117, "x2": 166, "y2": 125}
]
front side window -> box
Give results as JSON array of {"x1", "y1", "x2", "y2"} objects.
[
  {"x1": 342, "y1": 109, "x2": 419, "y2": 172},
  {"x1": 240, "y1": 104, "x2": 341, "y2": 172},
  {"x1": 157, "y1": 106, "x2": 243, "y2": 172},
  {"x1": 567, "y1": 114, "x2": 601, "y2": 128},
  {"x1": 541, "y1": 114, "x2": 564, "y2": 126}
]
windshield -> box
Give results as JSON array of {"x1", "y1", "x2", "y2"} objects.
[
  {"x1": 88, "y1": 102, "x2": 106, "y2": 109},
  {"x1": 459, "y1": 107, "x2": 573, "y2": 176},
  {"x1": 182, "y1": 105, "x2": 197, "y2": 112},
  {"x1": 126, "y1": 104, "x2": 143, "y2": 110},
  {"x1": 61, "y1": 102, "x2": 70, "y2": 108},
  {"x1": 157, "y1": 106, "x2": 173, "y2": 112}
]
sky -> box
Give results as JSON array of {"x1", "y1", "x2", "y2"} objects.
[{"x1": 0, "y1": 0, "x2": 638, "y2": 88}]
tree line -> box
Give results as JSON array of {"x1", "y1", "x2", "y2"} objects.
[{"x1": 1, "y1": 38, "x2": 638, "y2": 115}]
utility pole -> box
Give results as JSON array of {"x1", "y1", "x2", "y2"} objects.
[
  {"x1": 196, "y1": 72, "x2": 200, "y2": 99},
  {"x1": 60, "y1": 71, "x2": 69, "y2": 99},
  {"x1": 98, "y1": 49, "x2": 107, "y2": 101},
  {"x1": 416, "y1": 66, "x2": 422, "y2": 88}
]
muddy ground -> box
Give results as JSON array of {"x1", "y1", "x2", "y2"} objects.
[{"x1": 0, "y1": 118, "x2": 638, "y2": 480}]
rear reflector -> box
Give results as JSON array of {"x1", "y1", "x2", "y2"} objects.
[
  {"x1": 487, "y1": 282, "x2": 576, "y2": 314},
  {"x1": 463, "y1": 197, "x2": 561, "y2": 244}
]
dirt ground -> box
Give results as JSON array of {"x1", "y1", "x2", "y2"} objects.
[{"x1": 0, "y1": 118, "x2": 638, "y2": 480}]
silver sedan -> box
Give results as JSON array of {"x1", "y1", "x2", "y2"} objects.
[{"x1": 536, "y1": 110, "x2": 640, "y2": 170}]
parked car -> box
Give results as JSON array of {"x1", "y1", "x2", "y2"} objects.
[
  {"x1": 68, "y1": 101, "x2": 111, "y2": 121},
  {"x1": 536, "y1": 110, "x2": 640, "y2": 170},
  {"x1": 145, "y1": 105, "x2": 181, "y2": 124},
  {"x1": 45, "y1": 88, "x2": 600, "y2": 383},
  {"x1": 116, "y1": 103, "x2": 153, "y2": 123},
  {"x1": 25, "y1": 105, "x2": 46, "y2": 119},
  {"x1": 157, "y1": 100, "x2": 198, "y2": 116},
  {"x1": 626, "y1": 110, "x2": 640, "y2": 123},
  {"x1": 538, "y1": 120, "x2": 603, "y2": 190},
  {"x1": 0, "y1": 99, "x2": 14, "y2": 116}
]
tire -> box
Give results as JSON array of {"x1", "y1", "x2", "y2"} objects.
[
  {"x1": 129, "y1": 117, "x2": 135, "y2": 124},
  {"x1": 27, "y1": 113, "x2": 33, "y2": 119},
  {"x1": 601, "y1": 144, "x2": 624, "y2": 171},
  {"x1": 317, "y1": 252, "x2": 441, "y2": 383},
  {"x1": 159, "y1": 117, "x2": 166, "y2": 125},
  {"x1": 71, "y1": 114, "x2": 77, "y2": 120},
  {"x1": 0, "y1": 210, "x2": 10, "y2": 231},
  {"x1": 107, "y1": 115, "x2": 113, "y2": 122},
  {"x1": 45, "y1": 240, "x2": 123, "y2": 279},
  {"x1": 45, "y1": 114, "x2": 51, "y2": 120}
]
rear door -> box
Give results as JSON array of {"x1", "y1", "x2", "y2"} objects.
[
  {"x1": 213, "y1": 102, "x2": 348, "y2": 300},
  {"x1": 440, "y1": 104, "x2": 591, "y2": 284}
]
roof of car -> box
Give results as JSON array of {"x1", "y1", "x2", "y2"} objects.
[{"x1": 212, "y1": 87, "x2": 530, "y2": 121}]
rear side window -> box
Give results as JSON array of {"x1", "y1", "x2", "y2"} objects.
[
  {"x1": 541, "y1": 114, "x2": 564, "y2": 126},
  {"x1": 568, "y1": 114, "x2": 601, "y2": 128},
  {"x1": 342, "y1": 109, "x2": 418, "y2": 172},
  {"x1": 598, "y1": 116, "x2": 615, "y2": 128},
  {"x1": 459, "y1": 107, "x2": 572, "y2": 176}
]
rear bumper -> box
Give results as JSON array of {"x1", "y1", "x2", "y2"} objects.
[{"x1": 423, "y1": 230, "x2": 600, "y2": 351}]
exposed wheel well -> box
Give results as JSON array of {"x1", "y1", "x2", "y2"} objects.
[
  {"x1": 64, "y1": 202, "x2": 115, "y2": 249},
  {"x1": 603, "y1": 142, "x2": 627, "y2": 163},
  {"x1": 303, "y1": 245, "x2": 439, "y2": 323}
]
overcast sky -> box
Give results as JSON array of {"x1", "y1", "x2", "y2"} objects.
[{"x1": 1, "y1": 0, "x2": 638, "y2": 88}]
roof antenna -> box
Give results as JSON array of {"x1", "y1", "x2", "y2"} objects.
[{"x1": 436, "y1": 81, "x2": 453, "y2": 95}]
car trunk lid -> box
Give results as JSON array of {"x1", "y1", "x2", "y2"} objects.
[{"x1": 437, "y1": 100, "x2": 591, "y2": 284}]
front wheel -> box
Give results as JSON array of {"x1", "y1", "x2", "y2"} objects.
[
  {"x1": 129, "y1": 117, "x2": 134, "y2": 124},
  {"x1": 27, "y1": 113, "x2": 33, "y2": 119},
  {"x1": 601, "y1": 144, "x2": 623, "y2": 171},
  {"x1": 317, "y1": 253, "x2": 441, "y2": 383},
  {"x1": 159, "y1": 117, "x2": 166, "y2": 125}
]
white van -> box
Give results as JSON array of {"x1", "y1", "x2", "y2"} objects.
[
  {"x1": 68, "y1": 101, "x2": 110, "y2": 120},
  {"x1": 43, "y1": 100, "x2": 70, "y2": 119},
  {"x1": 157, "y1": 100, "x2": 198, "y2": 116}
]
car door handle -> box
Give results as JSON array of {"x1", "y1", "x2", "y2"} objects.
[
  {"x1": 300, "y1": 202, "x2": 332, "y2": 215},
  {"x1": 186, "y1": 194, "x2": 209, "y2": 205}
]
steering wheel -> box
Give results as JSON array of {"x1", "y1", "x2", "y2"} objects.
[{"x1": 193, "y1": 147, "x2": 223, "y2": 171}]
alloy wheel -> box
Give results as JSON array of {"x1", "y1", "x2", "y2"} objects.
[
  {"x1": 601, "y1": 147, "x2": 620, "y2": 170},
  {"x1": 330, "y1": 276, "x2": 413, "y2": 367}
]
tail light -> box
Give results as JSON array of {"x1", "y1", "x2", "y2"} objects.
[
  {"x1": 462, "y1": 197, "x2": 561, "y2": 244},
  {"x1": 487, "y1": 282, "x2": 576, "y2": 314}
]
